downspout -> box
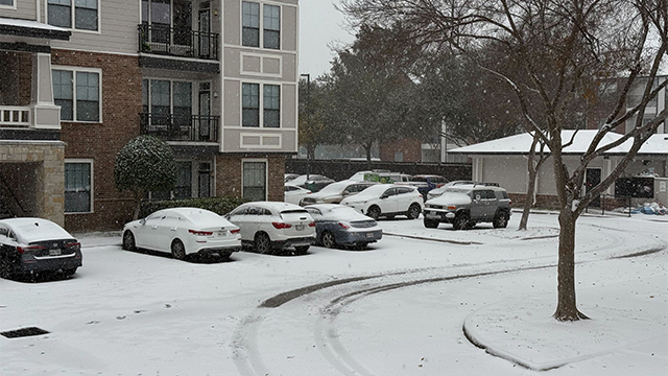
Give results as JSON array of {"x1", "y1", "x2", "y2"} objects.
[{"x1": 36, "y1": 0, "x2": 40, "y2": 22}]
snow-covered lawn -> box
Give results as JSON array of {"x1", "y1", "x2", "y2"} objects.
[{"x1": 0, "y1": 212, "x2": 666, "y2": 375}]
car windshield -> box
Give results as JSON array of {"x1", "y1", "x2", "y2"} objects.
[{"x1": 329, "y1": 206, "x2": 364, "y2": 217}]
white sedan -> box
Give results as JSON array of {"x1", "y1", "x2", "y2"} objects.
[
  {"x1": 284, "y1": 183, "x2": 312, "y2": 205},
  {"x1": 340, "y1": 184, "x2": 424, "y2": 220},
  {"x1": 122, "y1": 207, "x2": 241, "y2": 260}
]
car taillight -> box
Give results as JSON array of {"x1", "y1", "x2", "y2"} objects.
[
  {"x1": 189, "y1": 229, "x2": 213, "y2": 236},
  {"x1": 17, "y1": 245, "x2": 45, "y2": 254},
  {"x1": 308, "y1": 221, "x2": 316, "y2": 227},
  {"x1": 272, "y1": 222, "x2": 292, "y2": 229},
  {"x1": 509, "y1": 200, "x2": 513, "y2": 205},
  {"x1": 65, "y1": 242, "x2": 81, "y2": 251},
  {"x1": 230, "y1": 229, "x2": 240, "y2": 234},
  {"x1": 337, "y1": 222, "x2": 350, "y2": 229}
]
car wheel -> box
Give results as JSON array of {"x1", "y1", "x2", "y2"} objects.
[
  {"x1": 0, "y1": 257, "x2": 13, "y2": 279},
  {"x1": 407, "y1": 204, "x2": 421, "y2": 219},
  {"x1": 254, "y1": 232, "x2": 272, "y2": 254},
  {"x1": 294, "y1": 245, "x2": 310, "y2": 254},
  {"x1": 493, "y1": 211, "x2": 509, "y2": 228},
  {"x1": 423, "y1": 218, "x2": 439, "y2": 229},
  {"x1": 321, "y1": 231, "x2": 336, "y2": 248},
  {"x1": 171, "y1": 239, "x2": 187, "y2": 260},
  {"x1": 367, "y1": 206, "x2": 381, "y2": 220},
  {"x1": 453, "y1": 214, "x2": 469, "y2": 231},
  {"x1": 122, "y1": 231, "x2": 136, "y2": 251}
]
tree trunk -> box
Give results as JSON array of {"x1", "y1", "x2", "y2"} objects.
[
  {"x1": 518, "y1": 165, "x2": 537, "y2": 230},
  {"x1": 307, "y1": 145, "x2": 316, "y2": 161},
  {"x1": 553, "y1": 209, "x2": 589, "y2": 321}
]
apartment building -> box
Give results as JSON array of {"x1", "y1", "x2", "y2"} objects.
[{"x1": 0, "y1": 0, "x2": 299, "y2": 232}]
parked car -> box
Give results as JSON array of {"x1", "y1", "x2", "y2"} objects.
[
  {"x1": 340, "y1": 184, "x2": 424, "y2": 220},
  {"x1": 305, "y1": 204, "x2": 383, "y2": 249},
  {"x1": 284, "y1": 173, "x2": 300, "y2": 183},
  {"x1": 349, "y1": 169, "x2": 390, "y2": 181},
  {"x1": 422, "y1": 184, "x2": 512, "y2": 230},
  {"x1": 122, "y1": 208, "x2": 241, "y2": 260},
  {"x1": 0, "y1": 217, "x2": 82, "y2": 279},
  {"x1": 224, "y1": 202, "x2": 316, "y2": 254},
  {"x1": 410, "y1": 174, "x2": 449, "y2": 195},
  {"x1": 284, "y1": 184, "x2": 312, "y2": 205},
  {"x1": 286, "y1": 174, "x2": 335, "y2": 192},
  {"x1": 299, "y1": 180, "x2": 377, "y2": 206}
]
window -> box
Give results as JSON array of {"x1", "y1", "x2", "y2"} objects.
[
  {"x1": 0, "y1": 0, "x2": 15, "y2": 8},
  {"x1": 242, "y1": 83, "x2": 260, "y2": 127},
  {"x1": 263, "y1": 84, "x2": 280, "y2": 127},
  {"x1": 53, "y1": 68, "x2": 101, "y2": 122},
  {"x1": 143, "y1": 79, "x2": 193, "y2": 126},
  {"x1": 65, "y1": 161, "x2": 92, "y2": 213},
  {"x1": 242, "y1": 2, "x2": 280, "y2": 49},
  {"x1": 263, "y1": 5, "x2": 280, "y2": 49},
  {"x1": 242, "y1": 1, "x2": 260, "y2": 47},
  {"x1": 48, "y1": 0, "x2": 99, "y2": 31},
  {"x1": 174, "y1": 161, "x2": 192, "y2": 199},
  {"x1": 243, "y1": 161, "x2": 266, "y2": 201}
]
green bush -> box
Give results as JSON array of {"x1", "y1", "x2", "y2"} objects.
[{"x1": 138, "y1": 197, "x2": 247, "y2": 219}]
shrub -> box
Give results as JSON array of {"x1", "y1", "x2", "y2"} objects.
[{"x1": 138, "y1": 197, "x2": 247, "y2": 219}]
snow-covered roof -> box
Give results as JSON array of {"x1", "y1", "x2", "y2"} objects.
[
  {"x1": 449, "y1": 130, "x2": 668, "y2": 155},
  {"x1": 0, "y1": 17, "x2": 70, "y2": 40}
]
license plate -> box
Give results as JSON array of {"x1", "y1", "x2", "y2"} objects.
[
  {"x1": 295, "y1": 225, "x2": 305, "y2": 231},
  {"x1": 218, "y1": 230, "x2": 227, "y2": 237},
  {"x1": 366, "y1": 232, "x2": 374, "y2": 238},
  {"x1": 49, "y1": 249, "x2": 62, "y2": 256},
  {"x1": 426, "y1": 214, "x2": 441, "y2": 219}
]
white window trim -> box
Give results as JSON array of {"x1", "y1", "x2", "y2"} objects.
[
  {"x1": 240, "y1": 81, "x2": 282, "y2": 128},
  {"x1": 64, "y1": 158, "x2": 94, "y2": 214},
  {"x1": 240, "y1": 52, "x2": 283, "y2": 77},
  {"x1": 240, "y1": 1, "x2": 282, "y2": 51},
  {"x1": 0, "y1": 0, "x2": 17, "y2": 10},
  {"x1": 52, "y1": 65, "x2": 103, "y2": 123},
  {"x1": 241, "y1": 158, "x2": 268, "y2": 201},
  {"x1": 45, "y1": 0, "x2": 102, "y2": 34}
]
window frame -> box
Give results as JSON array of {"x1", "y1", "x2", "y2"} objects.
[
  {"x1": 241, "y1": 1, "x2": 281, "y2": 50},
  {"x1": 52, "y1": 66, "x2": 102, "y2": 123},
  {"x1": 46, "y1": 0, "x2": 101, "y2": 33},
  {"x1": 0, "y1": 0, "x2": 16, "y2": 10},
  {"x1": 241, "y1": 159, "x2": 268, "y2": 201},
  {"x1": 241, "y1": 82, "x2": 281, "y2": 128},
  {"x1": 64, "y1": 159, "x2": 94, "y2": 214}
]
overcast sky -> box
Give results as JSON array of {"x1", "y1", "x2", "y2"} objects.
[{"x1": 299, "y1": 0, "x2": 356, "y2": 78}]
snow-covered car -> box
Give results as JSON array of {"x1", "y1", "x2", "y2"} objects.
[
  {"x1": 409, "y1": 174, "x2": 449, "y2": 196},
  {"x1": 298, "y1": 180, "x2": 377, "y2": 206},
  {"x1": 340, "y1": 184, "x2": 424, "y2": 220},
  {"x1": 285, "y1": 174, "x2": 335, "y2": 192},
  {"x1": 305, "y1": 204, "x2": 382, "y2": 249},
  {"x1": 426, "y1": 180, "x2": 479, "y2": 200},
  {"x1": 284, "y1": 173, "x2": 300, "y2": 182},
  {"x1": 422, "y1": 185, "x2": 512, "y2": 230},
  {"x1": 284, "y1": 184, "x2": 312, "y2": 205},
  {"x1": 0, "y1": 217, "x2": 82, "y2": 279},
  {"x1": 122, "y1": 207, "x2": 241, "y2": 260},
  {"x1": 224, "y1": 202, "x2": 316, "y2": 254}
]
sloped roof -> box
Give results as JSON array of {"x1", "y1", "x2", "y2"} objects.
[{"x1": 449, "y1": 130, "x2": 667, "y2": 155}]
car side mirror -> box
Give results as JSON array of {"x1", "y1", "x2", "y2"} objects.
[
  {"x1": 380, "y1": 194, "x2": 388, "y2": 199},
  {"x1": 140, "y1": 218, "x2": 146, "y2": 225},
  {"x1": 342, "y1": 190, "x2": 350, "y2": 196}
]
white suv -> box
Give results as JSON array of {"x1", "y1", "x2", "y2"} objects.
[
  {"x1": 225, "y1": 202, "x2": 316, "y2": 254},
  {"x1": 340, "y1": 184, "x2": 423, "y2": 220}
]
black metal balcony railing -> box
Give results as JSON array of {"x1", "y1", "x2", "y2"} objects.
[
  {"x1": 138, "y1": 23, "x2": 219, "y2": 60},
  {"x1": 140, "y1": 113, "x2": 219, "y2": 142}
]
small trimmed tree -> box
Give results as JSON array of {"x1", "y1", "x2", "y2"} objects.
[{"x1": 114, "y1": 135, "x2": 176, "y2": 220}]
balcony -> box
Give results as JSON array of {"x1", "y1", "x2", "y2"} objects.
[
  {"x1": 0, "y1": 106, "x2": 31, "y2": 127},
  {"x1": 138, "y1": 23, "x2": 219, "y2": 60},
  {"x1": 140, "y1": 113, "x2": 219, "y2": 143}
]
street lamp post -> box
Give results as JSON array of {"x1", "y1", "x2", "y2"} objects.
[{"x1": 300, "y1": 73, "x2": 311, "y2": 181}]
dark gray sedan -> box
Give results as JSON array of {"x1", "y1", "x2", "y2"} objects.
[
  {"x1": 305, "y1": 204, "x2": 382, "y2": 249},
  {"x1": 0, "y1": 218, "x2": 82, "y2": 279}
]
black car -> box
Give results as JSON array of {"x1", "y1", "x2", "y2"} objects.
[{"x1": 0, "y1": 218, "x2": 82, "y2": 279}]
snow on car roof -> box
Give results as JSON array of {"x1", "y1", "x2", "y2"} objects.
[
  {"x1": 166, "y1": 207, "x2": 226, "y2": 223},
  {"x1": 0, "y1": 217, "x2": 73, "y2": 243},
  {"x1": 244, "y1": 201, "x2": 307, "y2": 212}
]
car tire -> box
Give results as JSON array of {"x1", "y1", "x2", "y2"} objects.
[
  {"x1": 254, "y1": 232, "x2": 272, "y2": 254},
  {"x1": 407, "y1": 204, "x2": 421, "y2": 219},
  {"x1": 321, "y1": 231, "x2": 336, "y2": 248},
  {"x1": 0, "y1": 257, "x2": 13, "y2": 279},
  {"x1": 294, "y1": 245, "x2": 310, "y2": 254},
  {"x1": 453, "y1": 214, "x2": 469, "y2": 231},
  {"x1": 493, "y1": 211, "x2": 509, "y2": 228},
  {"x1": 171, "y1": 239, "x2": 187, "y2": 260},
  {"x1": 424, "y1": 218, "x2": 439, "y2": 229},
  {"x1": 367, "y1": 205, "x2": 381, "y2": 220},
  {"x1": 122, "y1": 231, "x2": 136, "y2": 251}
]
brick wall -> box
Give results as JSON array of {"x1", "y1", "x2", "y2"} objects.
[
  {"x1": 216, "y1": 154, "x2": 285, "y2": 202},
  {"x1": 53, "y1": 49, "x2": 142, "y2": 232},
  {"x1": 379, "y1": 138, "x2": 422, "y2": 162}
]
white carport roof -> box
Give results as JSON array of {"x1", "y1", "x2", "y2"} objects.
[
  {"x1": 0, "y1": 17, "x2": 70, "y2": 40},
  {"x1": 449, "y1": 130, "x2": 668, "y2": 155}
]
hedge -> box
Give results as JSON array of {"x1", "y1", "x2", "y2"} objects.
[{"x1": 138, "y1": 197, "x2": 247, "y2": 219}]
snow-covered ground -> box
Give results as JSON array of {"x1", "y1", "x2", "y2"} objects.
[{"x1": 0, "y1": 211, "x2": 666, "y2": 375}]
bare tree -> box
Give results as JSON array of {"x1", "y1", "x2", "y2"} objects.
[{"x1": 342, "y1": 0, "x2": 668, "y2": 321}]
